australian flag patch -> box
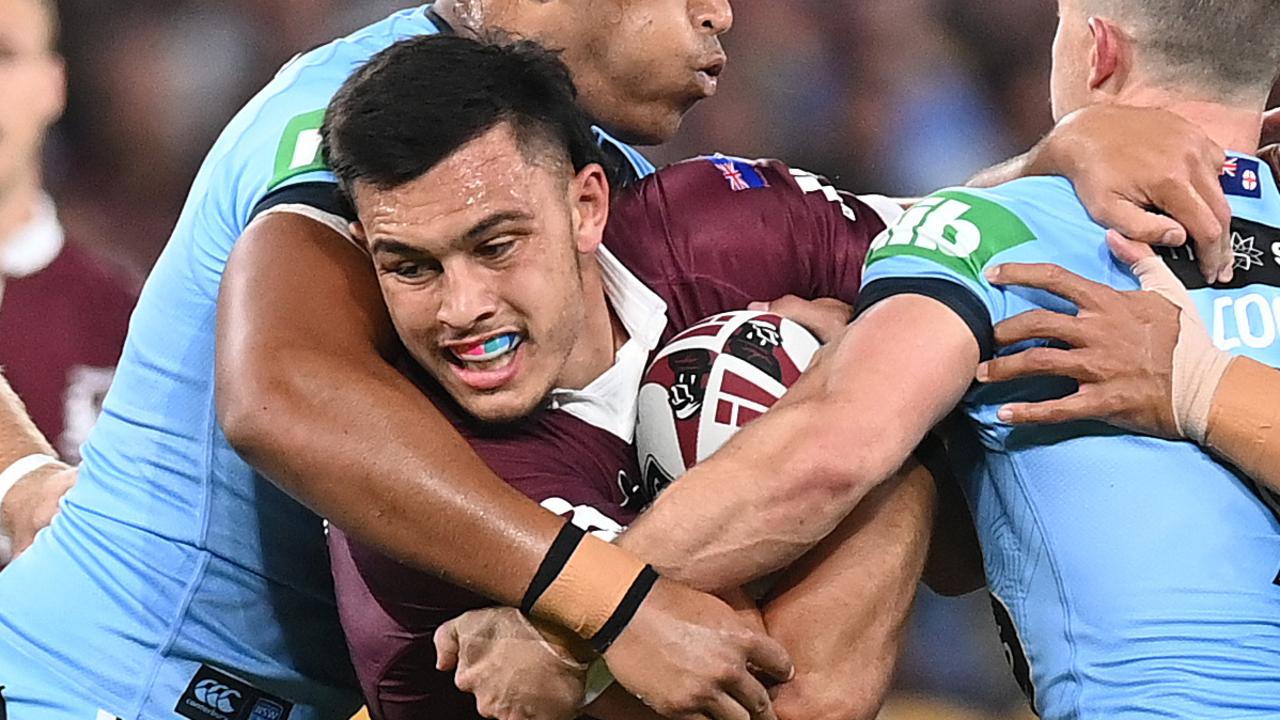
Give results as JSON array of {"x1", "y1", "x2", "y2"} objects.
[
  {"x1": 1221, "y1": 156, "x2": 1263, "y2": 199},
  {"x1": 708, "y1": 154, "x2": 768, "y2": 191}
]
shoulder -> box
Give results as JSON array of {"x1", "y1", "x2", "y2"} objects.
[
  {"x1": 866, "y1": 178, "x2": 1100, "y2": 279},
  {"x1": 970, "y1": 175, "x2": 1090, "y2": 225},
  {"x1": 207, "y1": 8, "x2": 437, "y2": 213}
]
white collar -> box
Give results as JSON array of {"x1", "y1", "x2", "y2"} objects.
[
  {"x1": 0, "y1": 194, "x2": 64, "y2": 278},
  {"x1": 546, "y1": 245, "x2": 669, "y2": 441}
]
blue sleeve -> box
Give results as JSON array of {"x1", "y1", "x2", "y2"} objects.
[{"x1": 856, "y1": 187, "x2": 1042, "y2": 360}]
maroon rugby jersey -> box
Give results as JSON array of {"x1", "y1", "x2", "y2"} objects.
[
  {"x1": 328, "y1": 157, "x2": 899, "y2": 719},
  {"x1": 0, "y1": 217, "x2": 136, "y2": 461}
]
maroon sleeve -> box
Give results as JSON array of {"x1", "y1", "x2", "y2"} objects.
[{"x1": 605, "y1": 156, "x2": 892, "y2": 327}]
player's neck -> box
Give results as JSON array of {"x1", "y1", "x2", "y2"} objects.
[
  {"x1": 1108, "y1": 91, "x2": 1263, "y2": 155},
  {"x1": 557, "y1": 258, "x2": 628, "y2": 391},
  {"x1": 0, "y1": 174, "x2": 43, "y2": 250}
]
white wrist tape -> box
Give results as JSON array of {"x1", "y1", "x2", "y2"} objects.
[
  {"x1": 1128, "y1": 256, "x2": 1233, "y2": 442},
  {"x1": 0, "y1": 453, "x2": 60, "y2": 564}
]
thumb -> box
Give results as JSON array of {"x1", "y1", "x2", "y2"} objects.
[
  {"x1": 434, "y1": 620, "x2": 461, "y2": 672},
  {"x1": 1106, "y1": 228, "x2": 1156, "y2": 267}
]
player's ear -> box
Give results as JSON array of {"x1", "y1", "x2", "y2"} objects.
[
  {"x1": 570, "y1": 163, "x2": 610, "y2": 255},
  {"x1": 1086, "y1": 16, "x2": 1126, "y2": 93}
]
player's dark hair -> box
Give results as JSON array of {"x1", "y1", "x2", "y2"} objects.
[
  {"x1": 322, "y1": 34, "x2": 605, "y2": 195},
  {"x1": 1086, "y1": 0, "x2": 1280, "y2": 100}
]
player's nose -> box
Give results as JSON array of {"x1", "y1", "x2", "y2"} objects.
[
  {"x1": 689, "y1": 0, "x2": 733, "y2": 36},
  {"x1": 436, "y1": 270, "x2": 499, "y2": 330}
]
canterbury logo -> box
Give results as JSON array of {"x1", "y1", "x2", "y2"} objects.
[{"x1": 193, "y1": 680, "x2": 241, "y2": 713}]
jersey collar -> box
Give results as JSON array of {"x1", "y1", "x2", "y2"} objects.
[
  {"x1": 0, "y1": 193, "x2": 64, "y2": 279},
  {"x1": 546, "y1": 246, "x2": 669, "y2": 442}
]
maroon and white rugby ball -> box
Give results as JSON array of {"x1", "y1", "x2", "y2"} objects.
[{"x1": 633, "y1": 310, "x2": 820, "y2": 506}]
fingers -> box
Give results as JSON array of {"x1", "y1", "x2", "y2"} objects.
[
  {"x1": 992, "y1": 309, "x2": 1089, "y2": 349},
  {"x1": 745, "y1": 633, "x2": 794, "y2": 684},
  {"x1": 1105, "y1": 230, "x2": 1199, "y2": 313},
  {"x1": 976, "y1": 347, "x2": 1091, "y2": 384},
  {"x1": 1105, "y1": 229, "x2": 1155, "y2": 267},
  {"x1": 751, "y1": 295, "x2": 853, "y2": 344},
  {"x1": 434, "y1": 620, "x2": 461, "y2": 672},
  {"x1": 724, "y1": 671, "x2": 777, "y2": 720},
  {"x1": 703, "y1": 692, "x2": 751, "y2": 720},
  {"x1": 984, "y1": 263, "x2": 1112, "y2": 309},
  {"x1": 1084, "y1": 195, "x2": 1186, "y2": 249},
  {"x1": 1147, "y1": 174, "x2": 1231, "y2": 283},
  {"x1": 996, "y1": 392, "x2": 1106, "y2": 426},
  {"x1": 1185, "y1": 158, "x2": 1235, "y2": 284}
]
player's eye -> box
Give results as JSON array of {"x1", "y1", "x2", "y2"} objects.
[
  {"x1": 390, "y1": 261, "x2": 439, "y2": 281},
  {"x1": 475, "y1": 237, "x2": 518, "y2": 261}
]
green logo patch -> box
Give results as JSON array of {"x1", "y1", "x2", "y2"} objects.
[
  {"x1": 866, "y1": 190, "x2": 1036, "y2": 283},
  {"x1": 269, "y1": 108, "x2": 328, "y2": 190}
]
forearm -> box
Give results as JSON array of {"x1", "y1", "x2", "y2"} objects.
[
  {"x1": 767, "y1": 463, "x2": 935, "y2": 720},
  {"x1": 968, "y1": 151, "x2": 1037, "y2": 189},
  {"x1": 620, "y1": 399, "x2": 888, "y2": 592},
  {"x1": 221, "y1": 349, "x2": 561, "y2": 603},
  {"x1": 621, "y1": 297, "x2": 976, "y2": 591},
  {"x1": 1203, "y1": 357, "x2": 1280, "y2": 493}
]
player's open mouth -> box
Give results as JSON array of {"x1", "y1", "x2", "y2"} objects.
[
  {"x1": 450, "y1": 332, "x2": 524, "y2": 370},
  {"x1": 694, "y1": 56, "x2": 726, "y2": 95},
  {"x1": 445, "y1": 332, "x2": 527, "y2": 391}
]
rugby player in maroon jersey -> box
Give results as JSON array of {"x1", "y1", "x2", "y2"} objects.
[
  {"x1": 322, "y1": 36, "x2": 934, "y2": 720},
  {"x1": 0, "y1": 4, "x2": 1243, "y2": 716}
]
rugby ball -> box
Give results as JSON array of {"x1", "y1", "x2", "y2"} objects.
[{"x1": 633, "y1": 311, "x2": 820, "y2": 507}]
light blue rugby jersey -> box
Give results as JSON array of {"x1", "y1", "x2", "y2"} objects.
[
  {"x1": 860, "y1": 153, "x2": 1280, "y2": 719},
  {"x1": 0, "y1": 6, "x2": 653, "y2": 720}
]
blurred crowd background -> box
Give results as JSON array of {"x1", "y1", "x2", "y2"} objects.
[
  {"x1": 50, "y1": 0, "x2": 1057, "y2": 281},
  {"x1": 44, "y1": 0, "x2": 1062, "y2": 717}
]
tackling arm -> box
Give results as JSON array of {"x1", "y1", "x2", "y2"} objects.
[
  {"x1": 619, "y1": 294, "x2": 980, "y2": 592},
  {"x1": 218, "y1": 214, "x2": 792, "y2": 720}
]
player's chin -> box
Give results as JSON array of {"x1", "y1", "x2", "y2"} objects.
[
  {"x1": 599, "y1": 99, "x2": 695, "y2": 146},
  {"x1": 458, "y1": 391, "x2": 542, "y2": 425}
]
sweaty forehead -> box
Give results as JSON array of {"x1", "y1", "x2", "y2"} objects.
[{"x1": 354, "y1": 126, "x2": 556, "y2": 242}]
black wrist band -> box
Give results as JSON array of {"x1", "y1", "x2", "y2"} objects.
[
  {"x1": 589, "y1": 565, "x2": 660, "y2": 654},
  {"x1": 521, "y1": 523, "x2": 587, "y2": 616}
]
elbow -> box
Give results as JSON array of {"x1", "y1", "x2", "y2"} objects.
[{"x1": 216, "y1": 364, "x2": 295, "y2": 464}]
